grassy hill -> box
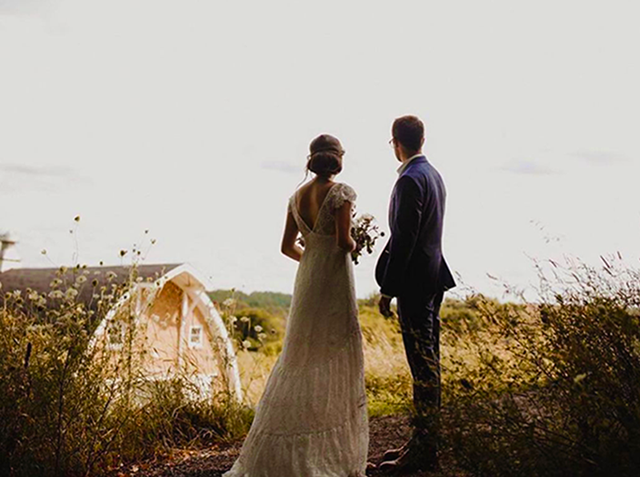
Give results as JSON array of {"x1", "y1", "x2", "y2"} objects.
[{"x1": 208, "y1": 289, "x2": 292, "y2": 317}]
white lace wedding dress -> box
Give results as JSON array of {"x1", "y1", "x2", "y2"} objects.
[{"x1": 223, "y1": 182, "x2": 369, "y2": 477}]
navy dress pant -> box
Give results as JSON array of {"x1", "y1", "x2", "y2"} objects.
[{"x1": 397, "y1": 289, "x2": 444, "y2": 449}]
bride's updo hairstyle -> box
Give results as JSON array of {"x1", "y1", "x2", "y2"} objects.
[{"x1": 307, "y1": 134, "x2": 344, "y2": 177}]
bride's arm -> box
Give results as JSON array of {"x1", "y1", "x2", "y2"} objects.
[
  {"x1": 281, "y1": 210, "x2": 304, "y2": 262},
  {"x1": 335, "y1": 201, "x2": 356, "y2": 253}
]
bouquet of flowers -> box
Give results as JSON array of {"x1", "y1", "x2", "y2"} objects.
[
  {"x1": 296, "y1": 212, "x2": 384, "y2": 265},
  {"x1": 350, "y1": 213, "x2": 384, "y2": 265}
]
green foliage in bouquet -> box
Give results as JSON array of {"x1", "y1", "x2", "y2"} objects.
[{"x1": 350, "y1": 213, "x2": 384, "y2": 265}]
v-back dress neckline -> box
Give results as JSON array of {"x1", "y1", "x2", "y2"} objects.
[{"x1": 295, "y1": 182, "x2": 340, "y2": 234}]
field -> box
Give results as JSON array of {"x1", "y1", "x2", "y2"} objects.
[{"x1": 2, "y1": 258, "x2": 640, "y2": 476}]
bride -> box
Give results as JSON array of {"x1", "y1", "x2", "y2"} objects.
[{"x1": 223, "y1": 134, "x2": 369, "y2": 476}]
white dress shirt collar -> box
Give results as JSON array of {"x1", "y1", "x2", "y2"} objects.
[{"x1": 397, "y1": 153, "x2": 425, "y2": 175}]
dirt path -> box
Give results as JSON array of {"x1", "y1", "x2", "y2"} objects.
[{"x1": 111, "y1": 415, "x2": 467, "y2": 477}]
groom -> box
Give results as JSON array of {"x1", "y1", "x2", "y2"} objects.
[{"x1": 375, "y1": 115, "x2": 455, "y2": 473}]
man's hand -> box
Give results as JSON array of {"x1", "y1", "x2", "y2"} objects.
[{"x1": 378, "y1": 295, "x2": 393, "y2": 318}]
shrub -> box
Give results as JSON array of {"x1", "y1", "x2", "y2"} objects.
[
  {"x1": 226, "y1": 307, "x2": 285, "y2": 353},
  {"x1": 444, "y1": 258, "x2": 640, "y2": 477}
]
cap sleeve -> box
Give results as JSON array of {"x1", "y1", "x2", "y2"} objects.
[
  {"x1": 330, "y1": 183, "x2": 357, "y2": 210},
  {"x1": 287, "y1": 194, "x2": 295, "y2": 214}
]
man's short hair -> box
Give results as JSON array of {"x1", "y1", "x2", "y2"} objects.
[{"x1": 392, "y1": 115, "x2": 424, "y2": 152}]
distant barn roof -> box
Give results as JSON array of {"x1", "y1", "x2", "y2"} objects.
[{"x1": 0, "y1": 263, "x2": 181, "y2": 308}]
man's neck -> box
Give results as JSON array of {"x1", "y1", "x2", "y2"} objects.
[{"x1": 401, "y1": 151, "x2": 422, "y2": 163}]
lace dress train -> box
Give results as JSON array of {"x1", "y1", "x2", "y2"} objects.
[{"x1": 223, "y1": 183, "x2": 369, "y2": 477}]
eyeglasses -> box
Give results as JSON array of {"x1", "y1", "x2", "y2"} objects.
[{"x1": 388, "y1": 138, "x2": 395, "y2": 147}]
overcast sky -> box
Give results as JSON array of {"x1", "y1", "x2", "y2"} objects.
[{"x1": 1, "y1": 0, "x2": 639, "y2": 298}]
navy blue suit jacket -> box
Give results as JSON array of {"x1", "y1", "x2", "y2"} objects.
[{"x1": 375, "y1": 156, "x2": 455, "y2": 298}]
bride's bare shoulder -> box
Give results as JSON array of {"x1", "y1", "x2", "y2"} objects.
[{"x1": 295, "y1": 180, "x2": 337, "y2": 199}]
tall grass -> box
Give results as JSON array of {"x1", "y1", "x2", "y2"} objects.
[
  {"x1": 0, "y1": 265, "x2": 251, "y2": 477},
  {"x1": 5, "y1": 255, "x2": 639, "y2": 476},
  {"x1": 359, "y1": 303, "x2": 413, "y2": 417},
  {"x1": 444, "y1": 258, "x2": 640, "y2": 476}
]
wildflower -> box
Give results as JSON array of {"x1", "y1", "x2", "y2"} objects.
[
  {"x1": 13, "y1": 290, "x2": 21, "y2": 297},
  {"x1": 41, "y1": 249, "x2": 47, "y2": 255},
  {"x1": 223, "y1": 298, "x2": 235, "y2": 308},
  {"x1": 242, "y1": 340, "x2": 251, "y2": 349},
  {"x1": 240, "y1": 316, "x2": 250, "y2": 323},
  {"x1": 229, "y1": 315, "x2": 238, "y2": 324},
  {"x1": 258, "y1": 332, "x2": 267, "y2": 341},
  {"x1": 107, "y1": 271, "x2": 117, "y2": 280},
  {"x1": 49, "y1": 290, "x2": 64, "y2": 299},
  {"x1": 119, "y1": 250, "x2": 127, "y2": 257},
  {"x1": 574, "y1": 373, "x2": 587, "y2": 384},
  {"x1": 75, "y1": 275, "x2": 87, "y2": 285},
  {"x1": 74, "y1": 215, "x2": 80, "y2": 222},
  {"x1": 50, "y1": 278, "x2": 62, "y2": 288},
  {"x1": 136, "y1": 277, "x2": 143, "y2": 282},
  {"x1": 65, "y1": 288, "x2": 78, "y2": 299},
  {"x1": 254, "y1": 325, "x2": 263, "y2": 332},
  {"x1": 28, "y1": 291, "x2": 39, "y2": 301}
]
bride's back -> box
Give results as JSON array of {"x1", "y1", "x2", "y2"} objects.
[{"x1": 295, "y1": 180, "x2": 338, "y2": 235}]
